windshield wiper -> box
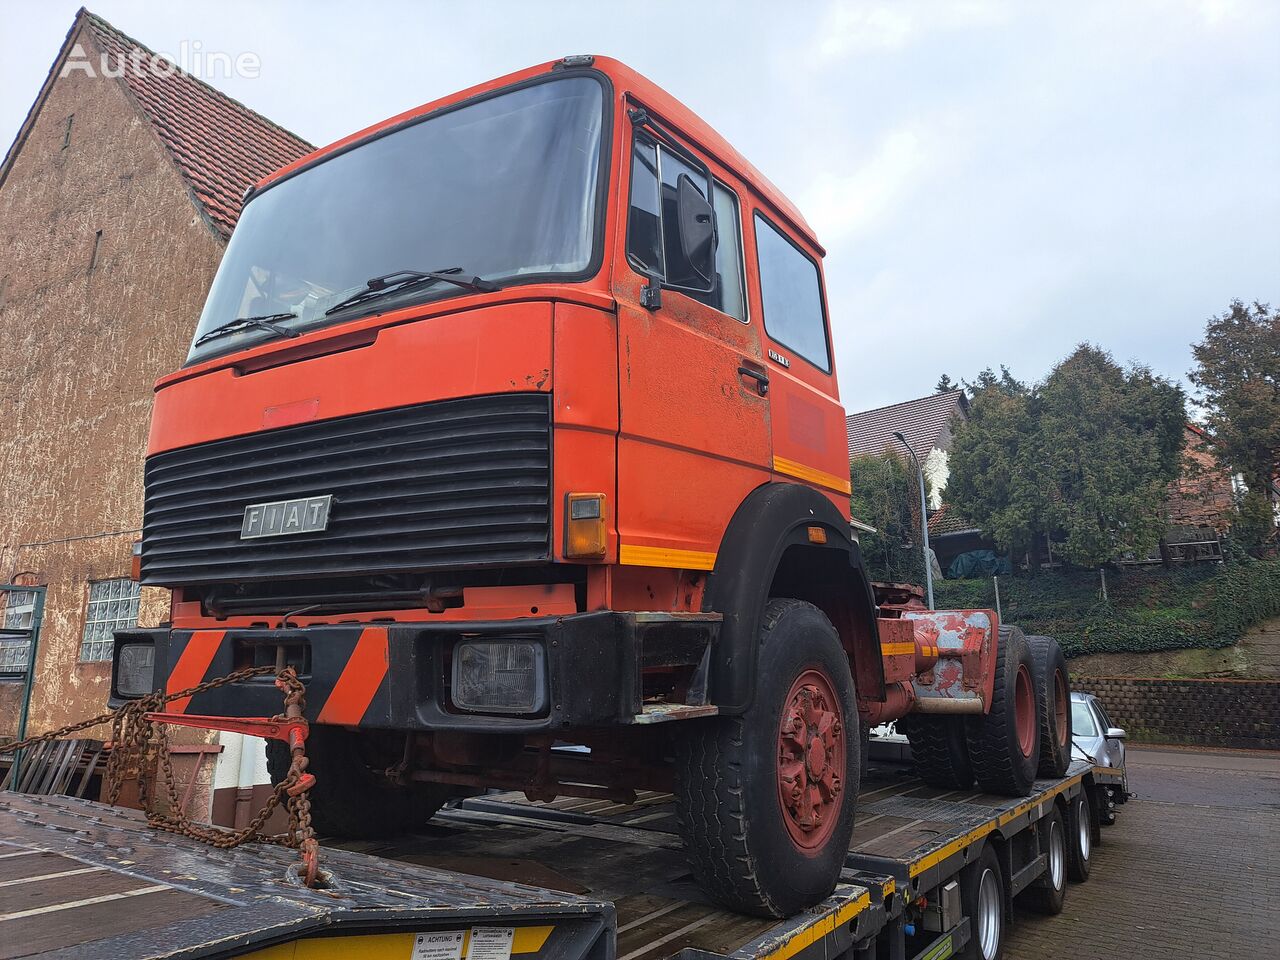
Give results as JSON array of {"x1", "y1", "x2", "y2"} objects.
[
  {"x1": 324, "y1": 267, "x2": 498, "y2": 317},
  {"x1": 193, "y1": 312, "x2": 301, "y2": 347}
]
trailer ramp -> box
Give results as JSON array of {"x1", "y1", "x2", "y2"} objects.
[{"x1": 0, "y1": 793, "x2": 612, "y2": 960}]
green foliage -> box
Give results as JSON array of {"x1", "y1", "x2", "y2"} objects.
[
  {"x1": 947, "y1": 345, "x2": 1187, "y2": 568},
  {"x1": 935, "y1": 374, "x2": 957, "y2": 393},
  {"x1": 934, "y1": 561, "x2": 1280, "y2": 657},
  {"x1": 850, "y1": 453, "x2": 924, "y2": 583},
  {"x1": 1189, "y1": 300, "x2": 1280, "y2": 498}
]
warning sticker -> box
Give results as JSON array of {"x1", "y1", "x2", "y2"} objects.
[
  {"x1": 410, "y1": 930, "x2": 466, "y2": 960},
  {"x1": 468, "y1": 927, "x2": 515, "y2": 960}
]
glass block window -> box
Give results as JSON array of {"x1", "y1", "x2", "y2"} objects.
[
  {"x1": 0, "y1": 590, "x2": 36, "y2": 675},
  {"x1": 80, "y1": 579, "x2": 141, "y2": 662}
]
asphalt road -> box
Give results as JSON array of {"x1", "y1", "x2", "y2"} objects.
[{"x1": 1006, "y1": 745, "x2": 1280, "y2": 958}]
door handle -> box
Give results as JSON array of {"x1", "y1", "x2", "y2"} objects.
[{"x1": 737, "y1": 365, "x2": 770, "y2": 396}]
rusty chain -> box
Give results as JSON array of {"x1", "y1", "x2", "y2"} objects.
[{"x1": 0, "y1": 665, "x2": 321, "y2": 887}]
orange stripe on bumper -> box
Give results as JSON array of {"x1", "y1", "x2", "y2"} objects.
[
  {"x1": 317, "y1": 627, "x2": 389, "y2": 725},
  {"x1": 166, "y1": 630, "x2": 225, "y2": 714}
]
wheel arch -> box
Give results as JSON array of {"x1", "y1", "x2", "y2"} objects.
[{"x1": 703, "y1": 481, "x2": 884, "y2": 714}]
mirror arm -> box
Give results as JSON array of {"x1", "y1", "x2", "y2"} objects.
[{"x1": 640, "y1": 274, "x2": 662, "y2": 311}]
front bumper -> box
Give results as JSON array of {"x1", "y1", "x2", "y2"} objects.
[{"x1": 111, "y1": 612, "x2": 717, "y2": 733}]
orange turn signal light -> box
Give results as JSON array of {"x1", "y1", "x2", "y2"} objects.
[
  {"x1": 565, "y1": 493, "x2": 607, "y2": 560},
  {"x1": 130, "y1": 539, "x2": 143, "y2": 582},
  {"x1": 807, "y1": 525, "x2": 828, "y2": 544}
]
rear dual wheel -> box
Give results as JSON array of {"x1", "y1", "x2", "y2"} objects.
[
  {"x1": 898, "y1": 714, "x2": 973, "y2": 790},
  {"x1": 1026, "y1": 635, "x2": 1072, "y2": 778},
  {"x1": 966, "y1": 626, "x2": 1040, "y2": 796},
  {"x1": 1066, "y1": 791, "x2": 1092, "y2": 882},
  {"x1": 1022, "y1": 807, "x2": 1067, "y2": 914},
  {"x1": 674, "y1": 599, "x2": 859, "y2": 918}
]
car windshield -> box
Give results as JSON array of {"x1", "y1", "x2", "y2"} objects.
[
  {"x1": 187, "y1": 75, "x2": 606, "y2": 364},
  {"x1": 1072, "y1": 701, "x2": 1099, "y2": 736}
]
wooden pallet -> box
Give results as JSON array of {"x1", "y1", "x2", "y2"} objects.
[{"x1": 0, "y1": 739, "x2": 103, "y2": 798}]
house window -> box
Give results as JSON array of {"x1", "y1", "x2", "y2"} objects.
[
  {"x1": 0, "y1": 591, "x2": 37, "y2": 676},
  {"x1": 80, "y1": 579, "x2": 141, "y2": 662}
]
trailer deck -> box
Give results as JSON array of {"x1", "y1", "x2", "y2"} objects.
[{"x1": 0, "y1": 754, "x2": 1126, "y2": 960}]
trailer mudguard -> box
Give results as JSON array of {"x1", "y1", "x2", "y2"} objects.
[{"x1": 703, "y1": 482, "x2": 881, "y2": 714}]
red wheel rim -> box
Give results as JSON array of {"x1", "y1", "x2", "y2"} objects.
[
  {"x1": 1014, "y1": 664, "x2": 1036, "y2": 758},
  {"x1": 1052, "y1": 669, "x2": 1068, "y2": 749},
  {"x1": 777, "y1": 668, "x2": 846, "y2": 852}
]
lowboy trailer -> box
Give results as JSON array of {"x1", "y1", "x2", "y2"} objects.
[{"x1": 0, "y1": 749, "x2": 1126, "y2": 960}]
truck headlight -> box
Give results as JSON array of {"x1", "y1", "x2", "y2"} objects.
[
  {"x1": 452, "y1": 640, "x2": 546, "y2": 714},
  {"x1": 115, "y1": 642, "x2": 156, "y2": 699}
]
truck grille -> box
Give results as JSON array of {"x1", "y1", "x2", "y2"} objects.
[{"x1": 141, "y1": 394, "x2": 552, "y2": 585}]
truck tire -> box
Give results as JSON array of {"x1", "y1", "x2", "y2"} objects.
[
  {"x1": 1022, "y1": 807, "x2": 1067, "y2": 914},
  {"x1": 965, "y1": 626, "x2": 1039, "y2": 796},
  {"x1": 1026, "y1": 635, "x2": 1071, "y2": 778},
  {"x1": 898, "y1": 715, "x2": 974, "y2": 790},
  {"x1": 958, "y1": 844, "x2": 1006, "y2": 960},
  {"x1": 674, "y1": 598, "x2": 859, "y2": 918},
  {"x1": 267, "y1": 727, "x2": 449, "y2": 838},
  {"x1": 1066, "y1": 791, "x2": 1092, "y2": 882}
]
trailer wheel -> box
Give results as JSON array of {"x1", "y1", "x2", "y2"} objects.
[
  {"x1": 1023, "y1": 807, "x2": 1067, "y2": 914},
  {"x1": 267, "y1": 728, "x2": 449, "y2": 838},
  {"x1": 965, "y1": 626, "x2": 1039, "y2": 796},
  {"x1": 898, "y1": 715, "x2": 973, "y2": 789},
  {"x1": 674, "y1": 598, "x2": 859, "y2": 918},
  {"x1": 959, "y1": 844, "x2": 1006, "y2": 960},
  {"x1": 1066, "y1": 792, "x2": 1092, "y2": 882},
  {"x1": 1026, "y1": 635, "x2": 1071, "y2": 778}
]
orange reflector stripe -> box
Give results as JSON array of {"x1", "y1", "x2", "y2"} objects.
[
  {"x1": 166, "y1": 630, "x2": 225, "y2": 714},
  {"x1": 317, "y1": 627, "x2": 389, "y2": 725}
]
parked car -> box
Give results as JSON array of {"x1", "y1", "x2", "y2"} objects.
[{"x1": 1071, "y1": 691, "x2": 1129, "y2": 822}]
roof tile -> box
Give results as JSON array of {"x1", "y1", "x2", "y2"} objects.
[
  {"x1": 81, "y1": 11, "x2": 312, "y2": 237},
  {"x1": 846, "y1": 390, "x2": 968, "y2": 459}
]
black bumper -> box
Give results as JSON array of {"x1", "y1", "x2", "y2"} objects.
[{"x1": 112, "y1": 612, "x2": 717, "y2": 733}]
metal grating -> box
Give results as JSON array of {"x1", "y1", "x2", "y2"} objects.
[{"x1": 141, "y1": 393, "x2": 552, "y2": 585}]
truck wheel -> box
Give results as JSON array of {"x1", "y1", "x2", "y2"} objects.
[
  {"x1": 267, "y1": 728, "x2": 449, "y2": 838},
  {"x1": 1066, "y1": 792, "x2": 1092, "y2": 882},
  {"x1": 1022, "y1": 808, "x2": 1067, "y2": 914},
  {"x1": 959, "y1": 844, "x2": 1006, "y2": 960},
  {"x1": 898, "y1": 715, "x2": 974, "y2": 789},
  {"x1": 965, "y1": 626, "x2": 1039, "y2": 796},
  {"x1": 1026, "y1": 635, "x2": 1071, "y2": 778},
  {"x1": 674, "y1": 598, "x2": 859, "y2": 918}
]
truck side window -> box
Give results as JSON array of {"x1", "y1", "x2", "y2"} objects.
[
  {"x1": 627, "y1": 132, "x2": 742, "y2": 317},
  {"x1": 754, "y1": 213, "x2": 831, "y2": 372},
  {"x1": 688, "y1": 182, "x2": 746, "y2": 322},
  {"x1": 627, "y1": 138, "x2": 663, "y2": 276}
]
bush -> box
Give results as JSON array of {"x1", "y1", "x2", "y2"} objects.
[{"x1": 933, "y1": 561, "x2": 1280, "y2": 657}]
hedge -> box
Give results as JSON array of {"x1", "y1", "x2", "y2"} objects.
[{"x1": 932, "y1": 560, "x2": 1280, "y2": 657}]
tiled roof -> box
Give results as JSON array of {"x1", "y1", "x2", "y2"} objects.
[
  {"x1": 847, "y1": 390, "x2": 968, "y2": 459},
  {"x1": 81, "y1": 10, "x2": 312, "y2": 237},
  {"x1": 928, "y1": 504, "x2": 981, "y2": 538}
]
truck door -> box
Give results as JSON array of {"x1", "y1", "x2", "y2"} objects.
[
  {"x1": 750, "y1": 211, "x2": 850, "y2": 510},
  {"x1": 613, "y1": 112, "x2": 771, "y2": 569}
]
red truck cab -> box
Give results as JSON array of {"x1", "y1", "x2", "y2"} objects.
[{"x1": 114, "y1": 56, "x2": 1063, "y2": 918}]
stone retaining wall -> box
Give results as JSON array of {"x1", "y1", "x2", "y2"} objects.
[{"x1": 1075, "y1": 677, "x2": 1280, "y2": 750}]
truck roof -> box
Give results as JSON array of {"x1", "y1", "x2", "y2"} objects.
[{"x1": 255, "y1": 56, "x2": 823, "y2": 255}]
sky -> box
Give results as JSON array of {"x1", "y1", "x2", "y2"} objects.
[{"x1": 3, "y1": 0, "x2": 1277, "y2": 413}]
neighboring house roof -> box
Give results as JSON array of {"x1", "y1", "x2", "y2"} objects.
[
  {"x1": 928, "y1": 504, "x2": 981, "y2": 538},
  {"x1": 0, "y1": 8, "x2": 312, "y2": 238},
  {"x1": 847, "y1": 390, "x2": 969, "y2": 460}
]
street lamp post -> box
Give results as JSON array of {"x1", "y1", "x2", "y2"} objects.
[{"x1": 892, "y1": 431, "x2": 935, "y2": 609}]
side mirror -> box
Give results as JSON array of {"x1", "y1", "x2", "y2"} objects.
[
  {"x1": 1105, "y1": 727, "x2": 1127, "y2": 741},
  {"x1": 676, "y1": 173, "x2": 715, "y2": 289}
]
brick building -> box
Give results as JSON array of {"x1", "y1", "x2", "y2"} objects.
[{"x1": 0, "y1": 9, "x2": 310, "y2": 741}]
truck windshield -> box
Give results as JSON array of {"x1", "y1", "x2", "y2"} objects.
[{"x1": 187, "y1": 75, "x2": 606, "y2": 364}]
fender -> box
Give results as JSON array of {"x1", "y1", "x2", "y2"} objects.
[{"x1": 703, "y1": 482, "x2": 882, "y2": 714}]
